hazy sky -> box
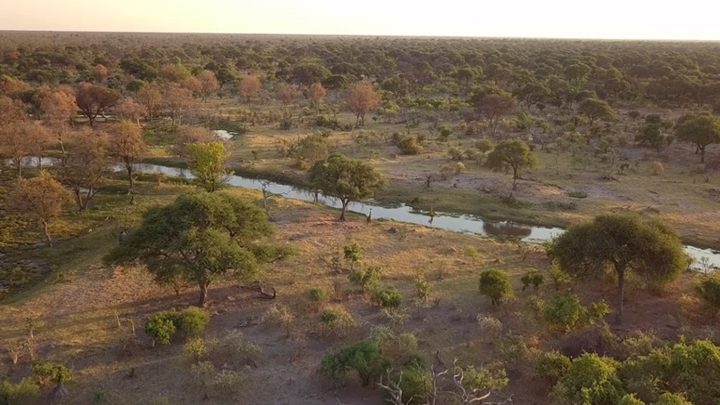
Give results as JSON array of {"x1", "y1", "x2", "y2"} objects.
[{"x1": 1, "y1": 0, "x2": 719, "y2": 40}]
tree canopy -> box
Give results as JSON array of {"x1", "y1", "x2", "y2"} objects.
[
  {"x1": 486, "y1": 139, "x2": 536, "y2": 190},
  {"x1": 310, "y1": 154, "x2": 385, "y2": 221},
  {"x1": 550, "y1": 214, "x2": 688, "y2": 323},
  {"x1": 107, "y1": 192, "x2": 272, "y2": 306}
]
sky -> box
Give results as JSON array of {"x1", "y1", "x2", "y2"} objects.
[{"x1": 1, "y1": 0, "x2": 720, "y2": 40}]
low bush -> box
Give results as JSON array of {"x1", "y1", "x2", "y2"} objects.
[
  {"x1": 478, "y1": 269, "x2": 512, "y2": 305},
  {"x1": 319, "y1": 306, "x2": 357, "y2": 337},
  {"x1": 397, "y1": 135, "x2": 423, "y2": 155},
  {"x1": 535, "y1": 351, "x2": 571, "y2": 384},
  {"x1": 520, "y1": 270, "x2": 544, "y2": 291},
  {"x1": 696, "y1": 273, "x2": 720, "y2": 311},
  {"x1": 395, "y1": 366, "x2": 432, "y2": 405},
  {"x1": 320, "y1": 340, "x2": 390, "y2": 386},
  {"x1": 308, "y1": 287, "x2": 329, "y2": 303},
  {"x1": 544, "y1": 294, "x2": 609, "y2": 332},
  {"x1": 349, "y1": 265, "x2": 382, "y2": 290},
  {"x1": 0, "y1": 378, "x2": 40, "y2": 405},
  {"x1": 145, "y1": 307, "x2": 210, "y2": 345},
  {"x1": 552, "y1": 353, "x2": 624, "y2": 405},
  {"x1": 370, "y1": 284, "x2": 402, "y2": 308}
]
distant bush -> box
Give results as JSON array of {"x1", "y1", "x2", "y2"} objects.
[
  {"x1": 567, "y1": 191, "x2": 588, "y2": 199},
  {"x1": 370, "y1": 284, "x2": 402, "y2": 308},
  {"x1": 349, "y1": 265, "x2": 382, "y2": 290},
  {"x1": 697, "y1": 273, "x2": 720, "y2": 311},
  {"x1": 619, "y1": 394, "x2": 645, "y2": 405},
  {"x1": 543, "y1": 294, "x2": 609, "y2": 332},
  {"x1": 521, "y1": 270, "x2": 544, "y2": 291},
  {"x1": 319, "y1": 306, "x2": 357, "y2": 337},
  {"x1": 478, "y1": 269, "x2": 512, "y2": 305},
  {"x1": 343, "y1": 243, "x2": 364, "y2": 268},
  {"x1": 0, "y1": 378, "x2": 40, "y2": 404},
  {"x1": 535, "y1": 351, "x2": 571, "y2": 384},
  {"x1": 308, "y1": 287, "x2": 329, "y2": 303},
  {"x1": 552, "y1": 353, "x2": 624, "y2": 405},
  {"x1": 397, "y1": 135, "x2": 423, "y2": 155},
  {"x1": 440, "y1": 161, "x2": 465, "y2": 180},
  {"x1": 370, "y1": 327, "x2": 421, "y2": 367},
  {"x1": 145, "y1": 307, "x2": 210, "y2": 345},
  {"x1": 263, "y1": 304, "x2": 295, "y2": 337},
  {"x1": 414, "y1": 274, "x2": 430, "y2": 302},
  {"x1": 320, "y1": 340, "x2": 390, "y2": 386},
  {"x1": 654, "y1": 393, "x2": 692, "y2": 405}
]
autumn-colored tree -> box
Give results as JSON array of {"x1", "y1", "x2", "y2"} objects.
[
  {"x1": 0, "y1": 95, "x2": 27, "y2": 126},
  {"x1": 60, "y1": 129, "x2": 109, "y2": 210},
  {"x1": 238, "y1": 74, "x2": 262, "y2": 101},
  {"x1": 116, "y1": 97, "x2": 145, "y2": 125},
  {"x1": 163, "y1": 84, "x2": 194, "y2": 126},
  {"x1": 109, "y1": 119, "x2": 146, "y2": 193},
  {"x1": 182, "y1": 76, "x2": 202, "y2": 93},
  {"x1": 346, "y1": 80, "x2": 381, "y2": 127},
  {"x1": 196, "y1": 70, "x2": 220, "y2": 101},
  {"x1": 10, "y1": 171, "x2": 71, "y2": 246},
  {"x1": 173, "y1": 126, "x2": 215, "y2": 159},
  {"x1": 309, "y1": 82, "x2": 327, "y2": 109},
  {"x1": 93, "y1": 64, "x2": 109, "y2": 82},
  {"x1": 474, "y1": 92, "x2": 517, "y2": 136},
  {"x1": 136, "y1": 83, "x2": 163, "y2": 119},
  {"x1": 0, "y1": 75, "x2": 31, "y2": 98},
  {"x1": 38, "y1": 88, "x2": 76, "y2": 153},
  {"x1": 0, "y1": 122, "x2": 52, "y2": 177},
  {"x1": 277, "y1": 83, "x2": 301, "y2": 106},
  {"x1": 75, "y1": 83, "x2": 120, "y2": 126}
]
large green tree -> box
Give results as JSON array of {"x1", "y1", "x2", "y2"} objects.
[
  {"x1": 187, "y1": 142, "x2": 228, "y2": 192},
  {"x1": 486, "y1": 139, "x2": 536, "y2": 190},
  {"x1": 550, "y1": 214, "x2": 688, "y2": 323},
  {"x1": 107, "y1": 192, "x2": 272, "y2": 306},
  {"x1": 310, "y1": 154, "x2": 385, "y2": 221},
  {"x1": 675, "y1": 113, "x2": 720, "y2": 163}
]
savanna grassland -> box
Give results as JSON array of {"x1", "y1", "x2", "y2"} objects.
[{"x1": 1, "y1": 32, "x2": 720, "y2": 404}]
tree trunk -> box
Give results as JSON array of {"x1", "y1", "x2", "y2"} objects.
[
  {"x1": 198, "y1": 281, "x2": 209, "y2": 307},
  {"x1": 42, "y1": 220, "x2": 53, "y2": 247},
  {"x1": 700, "y1": 145, "x2": 706, "y2": 163},
  {"x1": 616, "y1": 268, "x2": 625, "y2": 324},
  {"x1": 512, "y1": 167, "x2": 519, "y2": 190},
  {"x1": 339, "y1": 199, "x2": 349, "y2": 221},
  {"x1": 125, "y1": 160, "x2": 134, "y2": 194}
]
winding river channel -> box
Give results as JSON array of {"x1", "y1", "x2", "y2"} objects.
[{"x1": 127, "y1": 162, "x2": 720, "y2": 271}]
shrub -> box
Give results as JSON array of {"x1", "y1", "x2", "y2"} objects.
[
  {"x1": 370, "y1": 327, "x2": 421, "y2": 367},
  {"x1": 567, "y1": 191, "x2": 588, "y2": 199},
  {"x1": 544, "y1": 294, "x2": 608, "y2": 332},
  {"x1": 440, "y1": 162, "x2": 465, "y2": 180},
  {"x1": 520, "y1": 270, "x2": 544, "y2": 291},
  {"x1": 263, "y1": 304, "x2": 294, "y2": 337},
  {"x1": 32, "y1": 362, "x2": 73, "y2": 390},
  {"x1": 535, "y1": 351, "x2": 571, "y2": 384},
  {"x1": 548, "y1": 265, "x2": 572, "y2": 290},
  {"x1": 476, "y1": 315, "x2": 503, "y2": 341},
  {"x1": 370, "y1": 284, "x2": 402, "y2": 308},
  {"x1": 395, "y1": 366, "x2": 432, "y2": 405},
  {"x1": 320, "y1": 340, "x2": 390, "y2": 386},
  {"x1": 619, "y1": 394, "x2": 645, "y2": 405},
  {"x1": 397, "y1": 136, "x2": 423, "y2": 155},
  {"x1": 448, "y1": 147, "x2": 464, "y2": 161},
  {"x1": 349, "y1": 265, "x2": 382, "y2": 290},
  {"x1": 145, "y1": 311, "x2": 180, "y2": 345},
  {"x1": 184, "y1": 338, "x2": 212, "y2": 363},
  {"x1": 343, "y1": 243, "x2": 364, "y2": 268},
  {"x1": 178, "y1": 306, "x2": 210, "y2": 338},
  {"x1": 655, "y1": 393, "x2": 692, "y2": 405},
  {"x1": 208, "y1": 331, "x2": 262, "y2": 367},
  {"x1": 0, "y1": 378, "x2": 40, "y2": 405},
  {"x1": 308, "y1": 287, "x2": 329, "y2": 302},
  {"x1": 552, "y1": 353, "x2": 624, "y2": 405},
  {"x1": 478, "y1": 269, "x2": 512, "y2": 305},
  {"x1": 414, "y1": 274, "x2": 430, "y2": 302},
  {"x1": 457, "y1": 363, "x2": 509, "y2": 393},
  {"x1": 697, "y1": 273, "x2": 720, "y2": 310},
  {"x1": 319, "y1": 306, "x2": 356, "y2": 337}
]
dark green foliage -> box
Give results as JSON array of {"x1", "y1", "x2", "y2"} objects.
[
  {"x1": 349, "y1": 266, "x2": 382, "y2": 290},
  {"x1": 543, "y1": 294, "x2": 609, "y2": 332},
  {"x1": 370, "y1": 284, "x2": 402, "y2": 308},
  {"x1": 145, "y1": 307, "x2": 210, "y2": 345},
  {"x1": 578, "y1": 98, "x2": 618, "y2": 125},
  {"x1": 320, "y1": 340, "x2": 390, "y2": 386},
  {"x1": 478, "y1": 269, "x2": 512, "y2": 305},
  {"x1": 107, "y1": 192, "x2": 272, "y2": 306},
  {"x1": 553, "y1": 353, "x2": 625, "y2": 405},
  {"x1": 308, "y1": 287, "x2": 329, "y2": 302},
  {"x1": 535, "y1": 351, "x2": 571, "y2": 384},
  {"x1": 696, "y1": 273, "x2": 720, "y2": 310},
  {"x1": 486, "y1": 139, "x2": 536, "y2": 190},
  {"x1": 310, "y1": 154, "x2": 385, "y2": 221},
  {"x1": 394, "y1": 366, "x2": 432, "y2": 405},
  {"x1": 675, "y1": 113, "x2": 720, "y2": 163},
  {"x1": 32, "y1": 362, "x2": 73, "y2": 387},
  {"x1": 521, "y1": 270, "x2": 544, "y2": 291},
  {"x1": 0, "y1": 378, "x2": 40, "y2": 405},
  {"x1": 549, "y1": 214, "x2": 687, "y2": 323},
  {"x1": 343, "y1": 243, "x2": 364, "y2": 266}
]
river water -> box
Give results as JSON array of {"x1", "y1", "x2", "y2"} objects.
[{"x1": 128, "y1": 162, "x2": 720, "y2": 271}]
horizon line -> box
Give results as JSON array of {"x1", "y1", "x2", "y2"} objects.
[{"x1": 1, "y1": 29, "x2": 719, "y2": 43}]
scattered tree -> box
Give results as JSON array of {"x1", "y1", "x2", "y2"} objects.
[
  {"x1": 187, "y1": 142, "x2": 228, "y2": 192},
  {"x1": 75, "y1": 82, "x2": 120, "y2": 126},
  {"x1": 486, "y1": 139, "x2": 536, "y2": 190},
  {"x1": 675, "y1": 113, "x2": 720, "y2": 163},
  {"x1": 109, "y1": 119, "x2": 146, "y2": 193},
  {"x1": 346, "y1": 80, "x2": 381, "y2": 127},
  {"x1": 10, "y1": 171, "x2": 70, "y2": 246}
]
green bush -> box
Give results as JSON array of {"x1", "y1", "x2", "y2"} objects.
[
  {"x1": 0, "y1": 378, "x2": 40, "y2": 405},
  {"x1": 395, "y1": 366, "x2": 432, "y2": 405},
  {"x1": 459, "y1": 364, "x2": 509, "y2": 393},
  {"x1": 619, "y1": 394, "x2": 645, "y2": 405},
  {"x1": 697, "y1": 273, "x2": 720, "y2": 310},
  {"x1": 544, "y1": 294, "x2": 608, "y2": 332},
  {"x1": 397, "y1": 136, "x2": 423, "y2": 155},
  {"x1": 552, "y1": 353, "x2": 625, "y2": 405},
  {"x1": 536, "y1": 351, "x2": 571, "y2": 384},
  {"x1": 145, "y1": 307, "x2": 210, "y2": 345},
  {"x1": 521, "y1": 270, "x2": 544, "y2": 291},
  {"x1": 349, "y1": 265, "x2": 382, "y2": 290},
  {"x1": 32, "y1": 362, "x2": 73, "y2": 387},
  {"x1": 343, "y1": 243, "x2": 363, "y2": 266},
  {"x1": 370, "y1": 284, "x2": 402, "y2": 308},
  {"x1": 320, "y1": 340, "x2": 390, "y2": 386},
  {"x1": 414, "y1": 274, "x2": 430, "y2": 302},
  {"x1": 568, "y1": 191, "x2": 589, "y2": 199},
  {"x1": 308, "y1": 287, "x2": 329, "y2": 302},
  {"x1": 370, "y1": 327, "x2": 421, "y2": 367},
  {"x1": 319, "y1": 306, "x2": 356, "y2": 337},
  {"x1": 178, "y1": 306, "x2": 210, "y2": 338},
  {"x1": 654, "y1": 393, "x2": 692, "y2": 405},
  {"x1": 478, "y1": 269, "x2": 512, "y2": 305}
]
